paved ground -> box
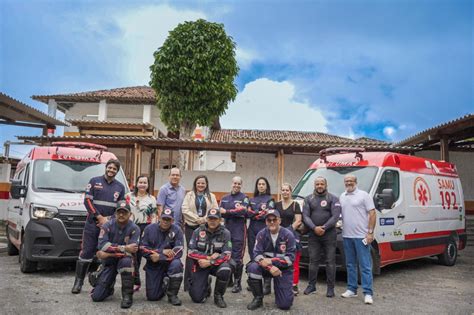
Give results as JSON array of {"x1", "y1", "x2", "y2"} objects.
[{"x1": 1, "y1": 244, "x2": 473, "y2": 315}]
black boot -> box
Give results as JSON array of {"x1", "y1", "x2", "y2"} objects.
[
  {"x1": 263, "y1": 277, "x2": 271, "y2": 295},
  {"x1": 167, "y1": 277, "x2": 182, "y2": 306},
  {"x1": 120, "y1": 272, "x2": 134, "y2": 309},
  {"x1": 214, "y1": 278, "x2": 228, "y2": 308},
  {"x1": 71, "y1": 260, "x2": 90, "y2": 294},
  {"x1": 227, "y1": 272, "x2": 234, "y2": 287},
  {"x1": 326, "y1": 287, "x2": 335, "y2": 298},
  {"x1": 247, "y1": 278, "x2": 264, "y2": 310},
  {"x1": 231, "y1": 264, "x2": 243, "y2": 293}
]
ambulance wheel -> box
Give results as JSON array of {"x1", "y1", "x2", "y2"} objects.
[
  {"x1": 438, "y1": 239, "x2": 457, "y2": 266},
  {"x1": 6, "y1": 226, "x2": 19, "y2": 256},
  {"x1": 20, "y1": 241, "x2": 37, "y2": 273}
]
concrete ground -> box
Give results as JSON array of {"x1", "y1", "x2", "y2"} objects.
[{"x1": 0, "y1": 242, "x2": 473, "y2": 315}]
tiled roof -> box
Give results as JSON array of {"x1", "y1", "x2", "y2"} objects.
[
  {"x1": 396, "y1": 113, "x2": 474, "y2": 146},
  {"x1": 32, "y1": 86, "x2": 156, "y2": 104},
  {"x1": 0, "y1": 91, "x2": 67, "y2": 126},
  {"x1": 210, "y1": 129, "x2": 384, "y2": 144}
]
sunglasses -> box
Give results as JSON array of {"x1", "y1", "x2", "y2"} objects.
[{"x1": 266, "y1": 218, "x2": 278, "y2": 223}]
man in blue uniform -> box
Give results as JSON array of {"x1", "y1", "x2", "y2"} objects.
[
  {"x1": 90, "y1": 200, "x2": 139, "y2": 309},
  {"x1": 219, "y1": 176, "x2": 249, "y2": 293},
  {"x1": 188, "y1": 208, "x2": 232, "y2": 308},
  {"x1": 246, "y1": 209, "x2": 296, "y2": 311},
  {"x1": 72, "y1": 159, "x2": 126, "y2": 294},
  {"x1": 140, "y1": 208, "x2": 184, "y2": 305}
]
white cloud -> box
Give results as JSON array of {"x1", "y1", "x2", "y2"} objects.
[
  {"x1": 383, "y1": 126, "x2": 396, "y2": 139},
  {"x1": 221, "y1": 78, "x2": 328, "y2": 132},
  {"x1": 236, "y1": 47, "x2": 258, "y2": 69}
]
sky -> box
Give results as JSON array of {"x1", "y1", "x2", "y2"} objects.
[{"x1": 1, "y1": 0, "x2": 473, "y2": 157}]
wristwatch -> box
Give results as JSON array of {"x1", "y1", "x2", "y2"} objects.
[
  {"x1": 209, "y1": 259, "x2": 216, "y2": 265},
  {"x1": 368, "y1": 229, "x2": 374, "y2": 234}
]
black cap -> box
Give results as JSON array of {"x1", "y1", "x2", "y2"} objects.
[
  {"x1": 265, "y1": 209, "x2": 280, "y2": 218},
  {"x1": 161, "y1": 208, "x2": 174, "y2": 219},
  {"x1": 116, "y1": 200, "x2": 131, "y2": 212},
  {"x1": 207, "y1": 208, "x2": 221, "y2": 219}
]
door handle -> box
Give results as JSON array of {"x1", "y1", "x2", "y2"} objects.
[
  {"x1": 14, "y1": 206, "x2": 20, "y2": 209},
  {"x1": 397, "y1": 214, "x2": 405, "y2": 219}
]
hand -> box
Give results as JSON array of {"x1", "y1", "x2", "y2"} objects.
[
  {"x1": 96, "y1": 215, "x2": 108, "y2": 227},
  {"x1": 366, "y1": 233, "x2": 374, "y2": 244},
  {"x1": 220, "y1": 208, "x2": 226, "y2": 214},
  {"x1": 198, "y1": 217, "x2": 206, "y2": 225},
  {"x1": 210, "y1": 253, "x2": 220, "y2": 260},
  {"x1": 269, "y1": 266, "x2": 282, "y2": 277},
  {"x1": 260, "y1": 258, "x2": 272, "y2": 268},
  {"x1": 163, "y1": 249, "x2": 175, "y2": 259},
  {"x1": 150, "y1": 252, "x2": 160, "y2": 263},
  {"x1": 96, "y1": 250, "x2": 112, "y2": 260},
  {"x1": 198, "y1": 259, "x2": 211, "y2": 268},
  {"x1": 315, "y1": 226, "x2": 325, "y2": 236},
  {"x1": 125, "y1": 244, "x2": 138, "y2": 254}
]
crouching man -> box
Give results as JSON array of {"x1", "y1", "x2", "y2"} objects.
[
  {"x1": 140, "y1": 208, "x2": 184, "y2": 305},
  {"x1": 247, "y1": 209, "x2": 296, "y2": 311},
  {"x1": 188, "y1": 208, "x2": 232, "y2": 308},
  {"x1": 91, "y1": 200, "x2": 139, "y2": 309}
]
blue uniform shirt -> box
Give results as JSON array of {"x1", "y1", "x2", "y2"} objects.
[
  {"x1": 97, "y1": 218, "x2": 140, "y2": 252},
  {"x1": 248, "y1": 194, "x2": 275, "y2": 222},
  {"x1": 84, "y1": 175, "x2": 125, "y2": 222},
  {"x1": 141, "y1": 223, "x2": 184, "y2": 261},
  {"x1": 253, "y1": 226, "x2": 296, "y2": 270},
  {"x1": 220, "y1": 192, "x2": 249, "y2": 221}
]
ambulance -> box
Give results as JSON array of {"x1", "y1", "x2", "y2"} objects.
[
  {"x1": 6, "y1": 142, "x2": 129, "y2": 273},
  {"x1": 294, "y1": 148, "x2": 467, "y2": 274}
]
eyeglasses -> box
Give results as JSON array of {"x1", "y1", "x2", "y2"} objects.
[{"x1": 266, "y1": 218, "x2": 278, "y2": 223}]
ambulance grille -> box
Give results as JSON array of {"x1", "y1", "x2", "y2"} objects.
[{"x1": 57, "y1": 210, "x2": 87, "y2": 240}]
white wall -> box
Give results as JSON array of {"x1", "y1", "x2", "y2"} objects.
[{"x1": 414, "y1": 150, "x2": 474, "y2": 200}]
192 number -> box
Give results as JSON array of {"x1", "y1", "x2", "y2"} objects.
[{"x1": 440, "y1": 191, "x2": 458, "y2": 210}]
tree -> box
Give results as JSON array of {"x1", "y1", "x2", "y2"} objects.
[{"x1": 150, "y1": 18, "x2": 239, "y2": 140}]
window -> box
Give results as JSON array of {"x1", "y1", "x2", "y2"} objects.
[{"x1": 376, "y1": 170, "x2": 400, "y2": 202}]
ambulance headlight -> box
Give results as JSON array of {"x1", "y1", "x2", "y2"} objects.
[
  {"x1": 31, "y1": 204, "x2": 58, "y2": 219},
  {"x1": 336, "y1": 219, "x2": 343, "y2": 229}
]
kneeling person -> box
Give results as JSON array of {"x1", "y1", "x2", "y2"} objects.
[
  {"x1": 188, "y1": 208, "x2": 232, "y2": 308},
  {"x1": 91, "y1": 201, "x2": 139, "y2": 309},
  {"x1": 141, "y1": 208, "x2": 184, "y2": 305},
  {"x1": 247, "y1": 209, "x2": 296, "y2": 311}
]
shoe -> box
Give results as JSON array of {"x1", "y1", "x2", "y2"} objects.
[
  {"x1": 364, "y1": 294, "x2": 373, "y2": 304},
  {"x1": 292, "y1": 285, "x2": 299, "y2": 296},
  {"x1": 303, "y1": 285, "x2": 316, "y2": 295},
  {"x1": 341, "y1": 290, "x2": 357, "y2": 298},
  {"x1": 326, "y1": 287, "x2": 335, "y2": 298}
]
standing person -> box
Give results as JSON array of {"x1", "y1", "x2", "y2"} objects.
[
  {"x1": 246, "y1": 209, "x2": 296, "y2": 311},
  {"x1": 247, "y1": 177, "x2": 275, "y2": 295},
  {"x1": 339, "y1": 174, "x2": 376, "y2": 305},
  {"x1": 156, "y1": 167, "x2": 186, "y2": 225},
  {"x1": 126, "y1": 175, "x2": 157, "y2": 292},
  {"x1": 71, "y1": 159, "x2": 125, "y2": 294},
  {"x1": 182, "y1": 175, "x2": 218, "y2": 291},
  {"x1": 302, "y1": 176, "x2": 341, "y2": 297},
  {"x1": 140, "y1": 208, "x2": 184, "y2": 306},
  {"x1": 188, "y1": 208, "x2": 232, "y2": 308},
  {"x1": 219, "y1": 176, "x2": 249, "y2": 293},
  {"x1": 91, "y1": 200, "x2": 140, "y2": 309},
  {"x1": 275, "y1": 183, "x2": 303, "y2": 295}
]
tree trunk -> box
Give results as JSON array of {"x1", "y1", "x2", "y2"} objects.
[{"x1": 178, "y1": 122, "x2": 196, "y2": 170}]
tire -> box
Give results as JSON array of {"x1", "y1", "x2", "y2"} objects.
[
  {"x1": 20, "y1": 241, "x2": 37, "y2": 273},
  {"x1": 438, "y1": 238, "x2": 457, "y2": 266},
  {"x1": 6, "y1": 226, "x2": 19, "y2": 256}
]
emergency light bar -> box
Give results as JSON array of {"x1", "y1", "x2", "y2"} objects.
[{"x1": 319, "y1": 147, "x2": 365, "y2": 163}]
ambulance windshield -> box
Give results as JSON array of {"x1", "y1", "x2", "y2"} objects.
[
  {"x1": 292, "y1": 167, "x2": 378, "y2": 198},
  {"x1": 32, "y1": 160, "x2": 128, "y2": 193}
]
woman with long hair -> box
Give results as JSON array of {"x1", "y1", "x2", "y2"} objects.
[
  {"x1": 247, "y1": 177, "x2": 275, "y2": 295},
  {"x1": 181, "y1": 175, "x2": 219, "y2": 291},
  {"x1": 126, "y1": 175, "x2": 157, "y2": 292},
  {"x1": 275, "y1": 183, "x2": 303, "y2": 295}
]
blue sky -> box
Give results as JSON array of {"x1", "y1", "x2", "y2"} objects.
[{"x1": 1, "y1": 0, "x2": 473, "y2": 157}]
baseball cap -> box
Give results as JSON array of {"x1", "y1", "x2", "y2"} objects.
[
  {"x1": 265, "y1": 209, "x2": 280, "y2": 218},
  {"x1": 116, "y1": 200, "x2": 131, "y2": 212},
  {"x1": 161, "y1": 208, "x2": 174, "y2": 220},
  {"x1": 207, "y1": 208, "x2": 221, "y2": 219}
]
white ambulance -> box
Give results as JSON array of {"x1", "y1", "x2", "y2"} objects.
[
  {"x1": 294, "y1": 148, "x2": 467, "y2": 273},
  {"x1": 6, "y1": 142, "x2": 129, "y2": 273}
]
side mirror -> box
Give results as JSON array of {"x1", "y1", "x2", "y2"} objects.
[
  {"x1": 375, "y1": 188, "x2": 395, "y2": 210},
  {"x1": 10, "y1": 179, "x2": 27, "y2": 199}
]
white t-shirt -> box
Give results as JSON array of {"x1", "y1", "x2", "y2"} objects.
[
  {"x1": 271, "y1": 232, "x2": 279, "y2": 247},
  {"x1": 339, "y1": 188, "x2": 375, "y2": 238}
]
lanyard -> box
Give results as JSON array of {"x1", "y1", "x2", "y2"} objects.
[{"x1": 197, "y1": 194, "x2": 205, "y2": 216}]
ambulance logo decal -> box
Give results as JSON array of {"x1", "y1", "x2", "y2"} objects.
[
  {"x1": 413, "y1": 177, "x2": 431, "y2": 213},
  {"x1": 114, "y1": 191, "x2": 120, "y2": 201},
  {"x1": 199, "y1": 230, "x2": 206, "y2": 238},
  {"x1": 321, "y1": 200, "x2": 327, "y2": 207},
  {"x1": 280, "y1": 244, "x2": 286, "y2": 252}
]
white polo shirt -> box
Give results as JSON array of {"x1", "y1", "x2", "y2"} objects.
[{"x1": 339, "y1": 188, "x2": 375, "y2": 238}]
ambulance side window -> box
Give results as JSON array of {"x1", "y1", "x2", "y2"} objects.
[{"x1": 376, "y1": 170, "x2": 400, "y2": 202}]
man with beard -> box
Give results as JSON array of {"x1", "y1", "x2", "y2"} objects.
[
  {"x1": 302, "y1": 176, "x2": 341, "y2": 297},
  {"x1": 72, "y1": 159, "x2": 126, "y2": 294}
]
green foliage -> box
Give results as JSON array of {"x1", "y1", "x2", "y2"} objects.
[{"x1": 150, "y1": 19, "x2": 239, "y2": 136}]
